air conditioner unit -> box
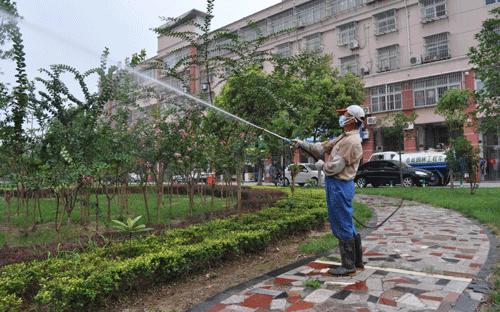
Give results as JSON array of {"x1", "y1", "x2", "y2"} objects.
[
  {"x1": 297, "y1": 21, "x2": 305, "y2": 28},
  {"x1": 363, "y1": 106, "x2": 370, "y2": 115},
  {"x1": 404, "y1": 122, "x2": 414, "y2": 130},
  {"x1": 366, "y1": 117, "x2": 377, "y2": 125},
  {"x1": 201, "y1": 83, "x2": 208, "y2": 91},
  {"x1": 360, "y1": 66, "x2": 370, "y2": 75},
  {"x1": 362, "y1": 131, "x2": 370, "y2": 139},
  {"x1": 349, "y1": 40, "x2": 359, "y2": 50},
  {"x1": 410, "y1": 55, "x2": 422, "y2": 66},
  {"x1": 365, "y1": 0, "x2": 377, "y2": 3}
]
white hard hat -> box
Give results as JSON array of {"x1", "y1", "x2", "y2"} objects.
[{"x1": 346, "y1": 105, "x2": 365, "y2": 123}]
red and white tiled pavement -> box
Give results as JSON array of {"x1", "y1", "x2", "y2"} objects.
[{"x1": 192, "y1": 194, "x2": 497, "y2": 312}]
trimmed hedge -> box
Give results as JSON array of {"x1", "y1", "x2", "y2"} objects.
[{"x1": 0, "y1": 188, "x2": 357, "y2": 311}]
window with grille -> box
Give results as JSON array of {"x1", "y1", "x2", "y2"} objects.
[
  {"x1": 420, "y1": 0, "x2": 447, "y2": 23},
  {"x1": 424, "y1": 32, "x2": 450, "y2": 62},
  {"x1": 374, "y1": 9, "x2": 397, "y2": 36},
  {"x1": 297, "y1": 0, "x2": 327, "y2": 26},
  {"x1": 208, "y1": 32, "x2": 238, "y2": 57},
  {"x1": 486, "y1": 0, "x2": 500, "y2": 5},
  {"x1": 370, "y1": 84, "x2": 402, "y2": 113},
  {"x1": 241, "y1": 20, "x2": 267, "y2": 42},
  {"x1": 337, "y1": 22, "x2": 357, "y2": 45},
  {"x1": 413, "y1": 73, "x2": 461, "y2": 108},
  {"x1": 340, "y1": 55, "x2": 359, "y2": 76},
  {"x1": 269, "y1": 9, "x2": 294, "y2": 34},
  {"x1": 329, "y1": 0, "x2": 363, "y2": 15},
  {"x1": 377, "y1": 45, "x2": 399, "y2": 72},
  {"x1": 303, "y1": 33, "x2": 322, "y2": 52},
  {"x1": 164, "y1": 48, "x2": 190, "y2": 68},
  {"x1": 276, "y1": 42, "x2": 292, "y2": 58}
]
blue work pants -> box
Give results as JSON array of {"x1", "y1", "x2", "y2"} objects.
[{"x1": 325, "y1": 176, "x2": 358, "y2": 240}]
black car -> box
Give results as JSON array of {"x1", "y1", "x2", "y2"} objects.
[{"x1": 355, "y1": 160, "x2": 435, "y2": 188}]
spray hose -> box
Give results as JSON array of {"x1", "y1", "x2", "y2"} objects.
[{"x1": 353, "y1": 198, "x2": 405, "y2": 229}]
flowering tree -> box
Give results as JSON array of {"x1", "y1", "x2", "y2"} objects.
[{"x1": 170, "y1": 104, "x2": 211, "y2": 216}]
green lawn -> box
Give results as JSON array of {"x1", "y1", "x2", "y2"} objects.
[
  {"x1": 355, "y1": 186, "x2": 500, "y2": 230},
  {"x1": 0, "y1": 190, "x2": 233, "y2": 247}
]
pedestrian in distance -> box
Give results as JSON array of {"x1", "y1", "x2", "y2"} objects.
[{"x1": 293, "y1": 105, "x2": 366, "y2": 277}]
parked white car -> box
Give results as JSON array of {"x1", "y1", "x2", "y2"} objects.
[{"x1": 284, "y1": 163, "x2": 325, "y2": 186}]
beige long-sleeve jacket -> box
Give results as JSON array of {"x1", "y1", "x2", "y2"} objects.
[{"x1": 299, "y1": 130, "x2": 363, "y2": 181}]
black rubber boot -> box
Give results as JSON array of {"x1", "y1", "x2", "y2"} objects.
[
  {"x1": 328, "y1": 238, "x2": 356, "y2": 277},
  {"x1": 354, "y1": 234, "x2": 365, "y2": 270}
]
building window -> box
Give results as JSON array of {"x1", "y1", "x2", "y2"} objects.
[
  {"x1": 370, "y1": 84, "x2": 402, "y2": 113},
  {"x1": 241, "y1": 20, "x2": 267, "y2": 42},
  {"x1": 374, "y1": 9, "x2": 397, "y2": 36},
  {"x1": 329, "y1": 0, "x2": 363, "y2": 15},
  {"x1": 376, "y1": 45, "x2": 399, "y2": 72},
  {"x1": 423, "y1": 32, "x2": 450, "y2": 62},
  {"x1": 337, "y1": 22, "x2": 357, "y2": 46},
  {"x1": 340, "y1": 55, "x2": 359, "y2": 76},
  {"x1": 486, "y1": 0, "x2": 500, "y2": 5},
  {"x1": 164, "y1": 48, "x2": 189, "y2": 69},
  {"x1": 275, "y1": 42, "x2": 292, "y2": 58},
  {"x1": 297, "y1": 0, "x2": 327, "y2": 27},
  {"x1": 302, "y1": 33, "x2": 322, "y2": 52},
  {"x1": 269, "y1": 9, "x2": 294, "y2": 34},
  {"x1": 420, "y1": 0, "x2": 448, "y2": 23},
  {"x1": 413, "y1": 73, "x2": 461, "y2": 108}
]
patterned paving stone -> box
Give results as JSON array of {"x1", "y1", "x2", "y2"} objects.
[
  {"x1": 191, "y1": 194, "x2": 493, "y2": 312},
  {"x1": 303, "y1": 289, "x2": 335, "y2": 303}
]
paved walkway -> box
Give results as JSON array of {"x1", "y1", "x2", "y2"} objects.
[{"x1": 189, "y1": 194, "x2": 500, "y2": 312}]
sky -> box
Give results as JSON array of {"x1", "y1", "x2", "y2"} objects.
[{"x1": 2, "y1": 0, "x2": 282, "y2": 98}]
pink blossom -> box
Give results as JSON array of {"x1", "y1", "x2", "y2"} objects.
[
  {"x1": 174, "y1": 153, "x2": 181, "y2": 158},
  {"x1": 181, "y1": 133, "x2": 188, "y2": 138},
  {"x1": 194, "y1": 142, "x2": 198, "y2": 147},
  {"x1": 184, "y1": 156, "x2": 190, "y2": 159},
  {"x1": 240, "y1": 132, "x2": 246, "y2": 138},
  {"x1": 178, "y1": 160, "x2": 183, "y2": 164},
  {"x1": 198, "y1": 134, "x2": 205, "y2": 139},
  {"x1": 188, "y1": 106, "x2": 194, "y2": 111},
  {"x1": 187, "y1": 147, "x2": 192, "y2": 152},
  {"x1": 155, "y1": 119, "x2": 161, "y2": 125},
  {"x1": 186, "y1": 121, "x2": 192, "y2": 128}
]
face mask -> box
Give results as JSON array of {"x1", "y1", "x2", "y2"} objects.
[{"x1": 339, "y1": 116, "x2": 354, "y2": 128}]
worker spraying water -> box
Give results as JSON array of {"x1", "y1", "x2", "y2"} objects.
[{"x1": 293, "y1": 105, "x2": 366, "y2": 277}]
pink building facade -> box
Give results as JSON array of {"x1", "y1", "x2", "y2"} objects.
[{"x1": 142, "y1": 0, "x2": 500, "y2": 181}]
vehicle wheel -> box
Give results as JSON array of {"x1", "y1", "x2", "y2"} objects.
[
  {"x1": 371, "y1": 182, "x2": 380, "y2": 188},
  {"x1": 276, "y1": 178, "x2": 285, "y2": 187},
  {"x1": 298, "y1": 183, "x2": 305, "y2": 186},
  {"x1": 428, "y1": 175, "x2": 440, "y2": 187},
  {"x1": 356, "y1": 177, "x2": 367, "y2": 188},
  {"x1": 284, "y1": 178, "x2": 290, "y2": 186},
  {"x1": 311, "y1": 177, "x2": 318, "y2": 186},
  {"x1": 403, "y1": 176, "x2": 414, "y2": 187}
]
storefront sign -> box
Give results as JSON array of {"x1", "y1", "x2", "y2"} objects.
[{"x1": 489, "y1": 158, "x2": 496, "y2": 166}]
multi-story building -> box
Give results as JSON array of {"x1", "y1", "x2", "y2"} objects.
[{"x1": 133, "y1": 0, "x2": 500, "y2": 181}]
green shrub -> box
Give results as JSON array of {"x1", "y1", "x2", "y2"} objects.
[{"x1": 0, "y1": 187, "x2": 370, "y2": 311}]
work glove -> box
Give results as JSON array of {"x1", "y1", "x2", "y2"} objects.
[{"x1": 315, "y1": 160, "x2": 324, "y2": 171}]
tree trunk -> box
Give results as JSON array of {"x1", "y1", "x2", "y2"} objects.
[
  {"x1": 156, "y1": 182, "x2": 161, "y2": 225},
  {"x1": 236, "y1": 161, "x2": 243, "y2": 224},
  {"x1": 37, "y1": 189, "x2": 43, "y2": 224},
  {"x1": 399, "y1": 148, "x2": 404, "y2": 188},
  {"x1": 95, "y1": 193, "x2": 99, "y2": 232},
  {"x1": 450, "y1": 170, "x2": 455, "y2": 189},
  {"x1": 257, "y1": 159, "x2": 263, "y2": 186},
  {"x1": 142, "y1": 185, "x2": 151, "y2": 224},
  {"x1": 31, "y1": 190, "x2": 37, "y2": 231},
  {"x1": 4, "y1": 191, "x2": 12, "y2": 247},
  {"x1": 189, "y1": 179, "x2": 195, "y2": 217}
]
